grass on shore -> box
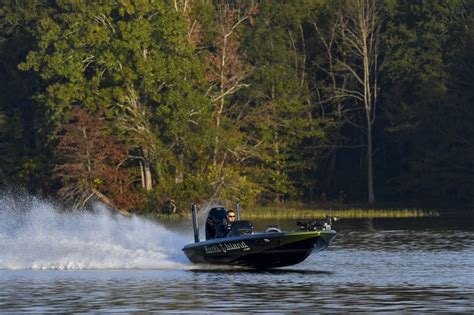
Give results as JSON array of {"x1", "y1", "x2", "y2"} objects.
[
  {"x1": 149, "y1": 206, "x2": 440, "y2": 220},
  {"x1": 242, "y1": 207, "x2": 439, "y2": 219}
]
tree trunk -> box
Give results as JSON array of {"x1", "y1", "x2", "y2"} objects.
[
  {"x1": 92, "y1": 188, "x2": 130, "y2": 216},
  {"x1": 144, "y1": 161, "x2": 153, "y2": 191},
  {"x1": 367, "y1": 114, "x2": 375, "y2": 204},
  {"x1": 139, "y1": 160, "x2": 145, "y2": 188},
  {"x1": 142, "y1": 148, "x2": 153, "y2": 191}
]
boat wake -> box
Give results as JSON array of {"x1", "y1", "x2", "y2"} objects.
[{"x1": 0, "y1": 194, "x2": 190, "y2": 270}]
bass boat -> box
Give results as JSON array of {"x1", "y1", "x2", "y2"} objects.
[{"x1": 182, "y1": 204, "x2": 337, "y2": 269}]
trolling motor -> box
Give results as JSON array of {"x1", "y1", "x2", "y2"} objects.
[{"x1": 297, "y1": 216, "x2": 339, "y2": 231}]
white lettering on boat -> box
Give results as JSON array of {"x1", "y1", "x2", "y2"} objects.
[{"x1": 204, "y1": 241, "x2": 250, "y2": 254}]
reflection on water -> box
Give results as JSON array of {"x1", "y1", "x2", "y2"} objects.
[
  {"x1": 190, "y1": 268, "x2": 335, "y2": 275},
  {"x1": 1, "y1": 214, "x2": 473, "y2": 312}
]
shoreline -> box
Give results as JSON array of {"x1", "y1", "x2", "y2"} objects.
[{"x1": 148, "y1": 206, "x2": 443, "y2": 220}]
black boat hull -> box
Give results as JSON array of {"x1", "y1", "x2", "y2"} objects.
[{"x1": 182, "y1": 230, "x2": 336, "y2": 269}]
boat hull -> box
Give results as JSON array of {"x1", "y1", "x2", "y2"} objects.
[{"x1": 182, "y1": 230, "x2": 336, "y2": 269}]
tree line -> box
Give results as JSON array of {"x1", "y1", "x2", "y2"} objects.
[{"x1": 0, "y1": 0, "x2": 473, "y2": 213}]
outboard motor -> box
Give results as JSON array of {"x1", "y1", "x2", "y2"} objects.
[{"x1": 205, "y1": 207, "x2": 228, "y2": 240}]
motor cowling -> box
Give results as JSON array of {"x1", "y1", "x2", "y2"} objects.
[{"x1": 205, "y1": 207, "x2": 228, "y2": 240}]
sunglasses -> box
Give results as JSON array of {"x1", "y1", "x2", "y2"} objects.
[{"x1": 228, "y1": 215, "x2": 235, "y2": 218}]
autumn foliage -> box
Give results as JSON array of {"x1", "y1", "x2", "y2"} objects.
[{"x1": 54, "y1": 107, "x2": 141, "y2": 212}]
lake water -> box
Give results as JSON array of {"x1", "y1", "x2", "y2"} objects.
[{"x1": 0, "y1": 197, "x2": 473, "y2": 312}]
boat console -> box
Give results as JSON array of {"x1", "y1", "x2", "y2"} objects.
[{"x1": 227, "y1": 220, "x2": 253, "y2": 237}]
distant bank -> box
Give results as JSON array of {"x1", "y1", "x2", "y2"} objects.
[
  {"x1": 151, "y1": 204, "x2": 440, "y2": 220},
  {"x1": 243, "y1": 206, "x2": 439, "y2": 219}
]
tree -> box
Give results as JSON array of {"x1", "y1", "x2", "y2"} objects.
[
  {"x1": 19, "y1": 1, "x2": 210, "y2": 210},
  {"x1": 182, "y1": 0, "x2": 263, "y2": 203},
  {"x1": 310, "y1": 0, "x2": 353, "y2": 197},
  {"x1": 206, "y1": 0, "x2": 256, "y2": 166},
  {"x1": 0, "y1": 1, "x2": 51, "y2": 192},
  {"x1": 55, "y1": 107, "x2": 137, "y2": 213},
  {"x1": 341, "y1": 0, "x2": 382, "y2": 204},
  {"x1": 241, "y1": 0, "x2": 328, "y2": 202},
  {"x1": 381, "y1": 0, "x2": 468, "y2": 203},
  {"x1": 312, "y1": 0, "x2": 382, "y2": 204}
]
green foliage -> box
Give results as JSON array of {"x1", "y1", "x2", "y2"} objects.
[
  {"x1": 143, "y1": 164, "x2": 261, "y2": 213},
  {"x1": 239, "y1": 0, "x2": 328, "y2": 203},
  {"x1": 16, "y1": 0, "x2": 213, "y2": 208},
  {"x1": 0, "y1": 1, "x2": 52, "y2": 191},
  {"x1": 381, "y1": 0, "x2": 473, "y2": 204},
  {"x1": 1, "y1": 0, "x2": 473, "y2": 211}
]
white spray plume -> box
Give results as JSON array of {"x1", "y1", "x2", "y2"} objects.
[{"x1": 0, "y1": 193, "x2": 191, "y2": 270}]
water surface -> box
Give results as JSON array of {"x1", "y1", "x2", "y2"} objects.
[{"x1": 0, "y1": 198, "x2": 473, "y2": 312}]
